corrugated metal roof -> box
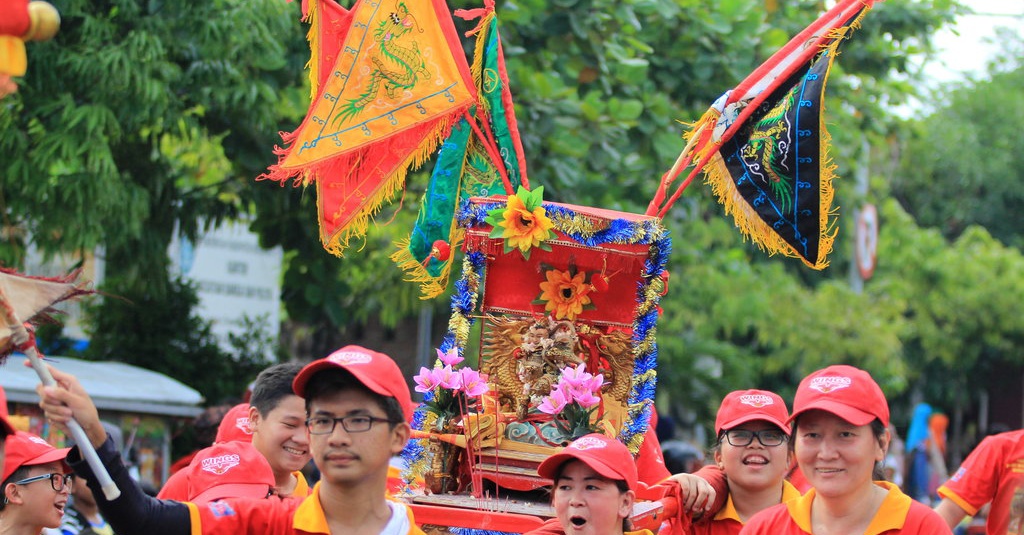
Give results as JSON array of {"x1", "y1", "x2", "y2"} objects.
[{"x1": 0, "y1": 355, "x2": 204, "y2": 417}]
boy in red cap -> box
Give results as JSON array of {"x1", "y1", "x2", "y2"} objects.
[
  {"x1": 742, "y1": 364, "x2": 951, "y2": 534},
  {"x1": 1, "y1": 431, "x2": 72, "y2": 535},
  {"x1": 37, "y1": 345, "x2": 425, "y2": 535},
  {"x1": 536, "y1": 433, "x2": 650, "y2": 535},
  {"x1": 157, "y1": 402, "x2": 254, "y2": 500},
  {"x1": 247, "y1": 362, "x2": 311, "y2": 497},
  {"x1": 185, "y1": 441, "x2": 277, "y2": 503},
  {"x1": 159, "y1": 362, "x2": 311, "y2": 501}
]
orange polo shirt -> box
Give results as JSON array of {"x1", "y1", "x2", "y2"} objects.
[
  {"x1": 291, "y1": 471, "x2": 311, "y2": 497},
  {"x1": 186, "y1": 482, "x2": 425, "y2": 535},
  {"x1": 739, "y1": 481, "x2": 951, "y2": 534},
  {"x1": 692, "y1": 480, "x2": 801, "y2": 535}
]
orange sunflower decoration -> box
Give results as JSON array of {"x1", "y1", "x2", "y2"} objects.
[
  {"x1": 485, "y1": 186, "x2": 554, "y2": 259},
  {"x1": 536, "y1": 265, "x2": 594, "y2": 321}
]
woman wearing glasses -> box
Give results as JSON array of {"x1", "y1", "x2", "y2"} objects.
[
  {"x1": 740, "y1": 365, "x2": 951, "y2": 534},
  {"x1": 0, "y1": 431, "x2": 72, "y2": 535},
  {"x1": 673, "y1": 389, "x2": 799, "y2": 534}
]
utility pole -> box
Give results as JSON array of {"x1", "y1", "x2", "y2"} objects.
[{"x1": 849, "y1": 137, "x2": 872, "y2": 293}]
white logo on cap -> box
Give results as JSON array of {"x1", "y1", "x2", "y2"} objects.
[
  {"x1": 201, "y1": 454, "x2": 241, "y2": 475},
  {"x1": 809, "y1": 376, "x2": 852, "y2": 394},
  {"x1": 739, "y1": 394, "x2": 774, "y2": 408},
  {"x1": 328, "y1": 351, "x2": 373, "y2": 366},
  {"x1": 570, "y1": 436, "x2": 608, "y2": 451},
  {"x1": 27, "y1": 436, "x2": 49, "y2": 446},
  {"x1": 235, "y1": 417, "x2": 253, "y2": 435}
]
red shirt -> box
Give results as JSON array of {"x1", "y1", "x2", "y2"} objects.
[
  {"x1": 739, "y1": 481, "x2": 951, "y2": 534},
  {"x1": 187, "y1": 482, "x2": 424, "y2": 535},
  {"x1": 938, "y1": 430, "x2": 1024, "y2": 535},
  {"x1": 159, "y1": 470, "x2": 310, "y2": 500},
  {"x1": 157, "y1": 467, "x2": 189, "y2": 500},
  {"x1": 636, "y1": 424, "x2": 672, "y2": 486}
]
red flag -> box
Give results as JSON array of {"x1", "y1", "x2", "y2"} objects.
[{"x1": 261, "y1": 0, "x2": 477, "y2": 255}]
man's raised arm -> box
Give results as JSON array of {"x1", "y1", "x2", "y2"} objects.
[{"x1": 35, "y1": 362, "x2": 193, "y2": 535}]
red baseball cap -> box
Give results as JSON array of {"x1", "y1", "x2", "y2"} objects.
[
  {"x1": 292, "y1": 345, "x2": 414, "y2": 423},
  {"x1": 715, "y1": 389, "x2": 791, "y2": 435},
  {"x1": 215, "y1": 403, "x2": 254, "y2": 444},
  {"x1": 790, "y1": 364, "x2": 889, "y2": 427},
  {"x1": 2, "y1": 432, "x2": 70, "y2": 482},
  {"x1": 537, "y1": 434, "x2": 638, "y2": 492},
  {"x1": 186, "y1": 441, "x2": 275, "y2": 503}
]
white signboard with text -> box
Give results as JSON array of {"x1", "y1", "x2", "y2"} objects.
[{"x1": 170, "y1": 221, "x2": 282, "y2": 356}]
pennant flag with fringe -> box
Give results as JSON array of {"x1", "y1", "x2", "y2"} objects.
[
  {"x1": 467, "y1": 4, "x2": 529, "y2": 190},
  {"x1": 392, "y1": 3, "x2": 529, "y2": 298},
  {"x1": 0, "y1": 268, "x2": 92, "y2": 361},
  {"x1": 392, "y1": 116, "x2": 475, "y2": 298},
  {"x1": 647, "y1": 0, "x2": 876, "y2": 269},
  {"x1": 260, "y1": 0, "x2": 477, "y2": 256}
]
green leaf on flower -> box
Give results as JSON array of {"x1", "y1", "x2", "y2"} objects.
[{"x1": 518, "y1": 185, "x2": 545, "y2": 211}]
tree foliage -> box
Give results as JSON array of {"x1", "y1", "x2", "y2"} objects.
[
  {"x1": 6, "y1": 0, "x2": 1022, "y2": 454},
  {"x1": 871, "y1": 36, "x2": 1024, "y2": 454},
  {"x1": 84, "y1": 277, "x2": 270, "y2": 405},
  {"x1": 0, "y1": 0, "x2": 306, "y2": 403},
  {"x1": 892, "y1": 33, "x2": 1024, "y2": 248},
  {"x1": 471, "y1": 0, "x2": 962, "y2": 430}
]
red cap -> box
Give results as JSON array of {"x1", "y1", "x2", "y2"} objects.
[
  {"x1": 790, "y1": 365, "x2": 889, "y2": 427},
  {"x1": 537, "y1": 434, "x2": 638, "y2": 491},
  {"x1": 185, "y1": 441, "x2": 275, "y2": 503},
  {"x1": 2, "y1": 432, "x2": 70, "y2": 482},
  {"x1": 214, "y1": 403, "x2": 254, "y2": 444},
  {"x1": 292, "y1": 345, "x2": 414, "y2": 423},
  {"x1": 715, "y1": 389, "x2": 791, "y2": 435}
]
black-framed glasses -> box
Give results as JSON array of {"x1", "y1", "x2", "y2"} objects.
[
  {"x1": 306, "y1": 415, "x2": 397, "y2": 435},
  {"x1": 13, "y1": 473, "x2": 73, "y2": 492},
  {"x1": 723, "y1": 429, "x2": 788, "y2": 447}
]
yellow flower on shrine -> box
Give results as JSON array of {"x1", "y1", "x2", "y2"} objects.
[
  {"x1": 485, "y1": 186, "x2": 554, "y2": 259},
  {"x1": 499, "y1": 195, "x2": 554, "y2": 252},
  {"x1": 538, "y1": 267, "x2": 593, "y2": 321}
]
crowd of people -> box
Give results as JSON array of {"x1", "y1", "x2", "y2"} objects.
[{"x1": 0, "y1": 345, "x2": 1018, "y2": 535}]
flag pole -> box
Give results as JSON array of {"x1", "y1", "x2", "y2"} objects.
[
  {"x1": 0, "y1": 287, "x2": 121, "y2": 500},
  {"x1": 645, "y1": 121, "x2": 705, "y2": 216},
  {"x1": 648, "y1": 0, "x2": 872, "y2": 218}
]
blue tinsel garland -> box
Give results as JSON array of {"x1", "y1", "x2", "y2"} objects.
[{"x1": 405, "y1": 198, "x2": 670, "y2": 469}]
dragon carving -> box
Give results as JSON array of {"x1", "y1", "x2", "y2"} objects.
[{"x1": 480, "y1": 316, "x2": 635, "y2": 422}]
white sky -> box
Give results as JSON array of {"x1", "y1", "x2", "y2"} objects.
[{"x1": 923, "y1": 0, "x2": 1024, "y2": 84}]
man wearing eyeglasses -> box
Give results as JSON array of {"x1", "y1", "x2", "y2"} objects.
[
  {"x1": 0, "y1": 431, "x2": 72, "y2": 535},
  {"x1": 36, "y1": 345, "x2": 426, "y2": 535}
]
